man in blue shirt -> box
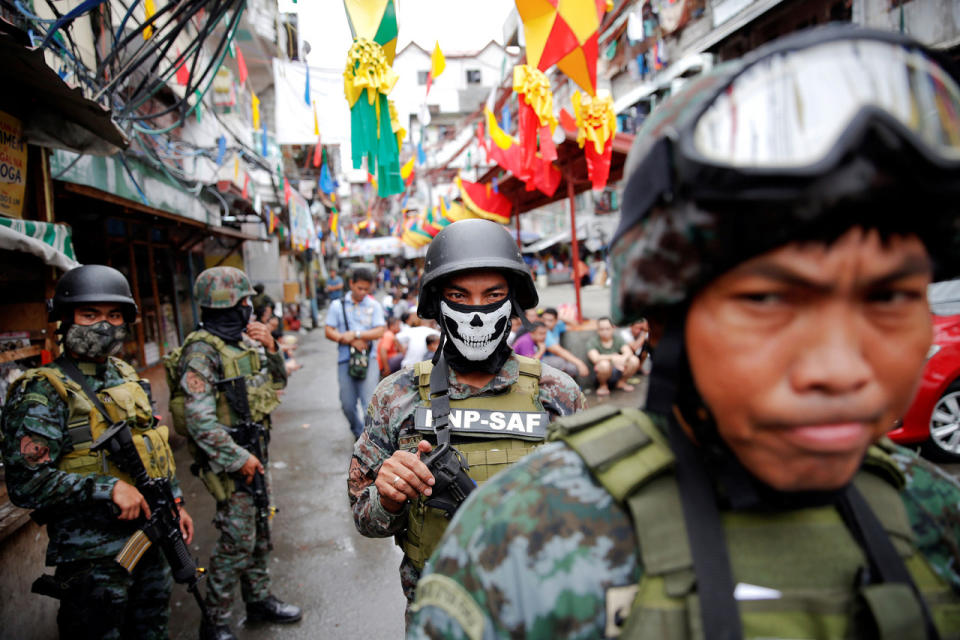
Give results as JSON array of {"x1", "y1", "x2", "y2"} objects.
[
  {"x1": 325, "y1": 269, "x2": 344, "y2": 302},
  {"x1": 541, "y1": 307, "x2": 588, "y2": 380},
  {"x1": 324, "y1": 268, "x2": 386, "y2": 438}
]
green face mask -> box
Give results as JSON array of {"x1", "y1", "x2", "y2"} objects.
[{"x1": 64, "y1": 321, "x2": 129, "y2": 360}]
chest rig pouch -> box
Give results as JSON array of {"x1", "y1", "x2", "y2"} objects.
[
  {"x1": 550, "y1": 406, "x2": 960, "y2": 640},
  {"x1": 14, "y1": 358, "x2": 176, "y2": 485},
  {"x1": 399, "y1": 354, "x2": 547, "y2": 570}
]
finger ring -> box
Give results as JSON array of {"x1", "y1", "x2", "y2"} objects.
[{"x1": 393, "y1": 475, "x2": 401, "y2": 486}]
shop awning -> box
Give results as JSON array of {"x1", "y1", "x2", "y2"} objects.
[
  {"x1": 0, "y1": 217, "x2": 79, "y2": 271},
  {"x1": 0, "y1": 23, "x2": 128, "y2": 156}
]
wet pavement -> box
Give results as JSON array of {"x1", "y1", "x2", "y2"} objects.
[{"x1": 168, "y1": 329, "x2": 406, "y2": 640}]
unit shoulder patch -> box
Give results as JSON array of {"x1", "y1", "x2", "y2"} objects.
[{"x1": 411, "y1": 574, "x2": 485, "y2": 640}]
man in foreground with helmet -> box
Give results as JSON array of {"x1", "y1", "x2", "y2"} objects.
[
  {"x1": 171, "y1": 266, "x2": 300, "y2": 640},
  {"x1": 348, "y1": 219, "x2": 586, "y2": 624},
  {"x1": 1, "y1": 264, "x2": 193, "y2": 639},
  {"x1": 409, "y1": 26, "x2": 960, "y2": 639}
]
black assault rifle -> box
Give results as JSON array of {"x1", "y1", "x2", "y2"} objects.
[
  {"x1": 215, "y1": 375, "x2": 274, "y2": 548},
  {"x1": 92, "y1": 420, "x2": 209, "y2": 622}
]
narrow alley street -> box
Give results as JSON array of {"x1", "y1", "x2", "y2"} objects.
[{"x1": 169, "y1": 329, "x2": 406, "y2": 640}]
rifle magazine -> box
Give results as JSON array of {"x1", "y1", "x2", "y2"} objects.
[{"x1": 115, "y1": 529, "x2": 153, "y2": 573}]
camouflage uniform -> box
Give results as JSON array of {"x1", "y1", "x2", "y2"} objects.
[
  {"x1": 408, "y1": 428, "x2": 960, "y2": 639},
  {"x1": 179, "y1": 332, "x2": 286, "y2": 624},
  {"x1": 1, "y1": 358, "x2": 181, "y2": 639},
  {"x1": 349, "y1": 354, "x2": 586, "y2": 610}
]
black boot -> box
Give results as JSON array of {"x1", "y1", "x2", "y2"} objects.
[
  {"x1": 199, "y1": 619, "x2": 237, "y2": 640},
  {"x1": 245, "y1": 595, "x2": 303, "y2": 624}
]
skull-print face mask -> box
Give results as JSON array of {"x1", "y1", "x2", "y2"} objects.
[{"x1": 440, "y1": 298, "x2": 512, "y2": 363}]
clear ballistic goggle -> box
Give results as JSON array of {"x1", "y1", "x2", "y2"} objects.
[{"x1": 689, "y1": 38, "x2": 960, "y2": 170}]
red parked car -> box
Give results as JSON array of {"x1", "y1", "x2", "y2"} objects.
[{"x1": 888, "y1": 280, "x2": 960, "y2": 461}]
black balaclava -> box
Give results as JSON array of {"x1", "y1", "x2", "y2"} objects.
[
  {"x1": 201, "y1": 302, "x2": 252, "y2": 344},
  {"x1": 438, "y1": 294, "x2": 515, "y2": 375}
]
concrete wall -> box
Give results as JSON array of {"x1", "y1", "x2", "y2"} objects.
[
  {"x1": 0, "y1": 521, "x2": 57, "y2": 640},
  {"x1": 855, "y1": 0, "x2": 960, "y2": 48}
]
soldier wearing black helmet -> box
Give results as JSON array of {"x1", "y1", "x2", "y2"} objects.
[
  {"x1": 348, "y1": 218, "x2": 586, "y2": 623},
  {"x1": 410, "y1": 27, "x2": 960, "y2": 639},
  {"x1": 0, "y1": 265, "x2": 193, "y2": 639}
]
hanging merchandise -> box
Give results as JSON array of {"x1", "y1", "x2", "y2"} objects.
[
  {"x1": 572, "y1": 90, "x2": 616, "y2": 190},
  {"x1": 457, "y1": 176, "x2": 512, "y2": 224},
  {"x1": 513, "y1": 65, "x2": 558, "y2": 179},
  {"x1": 514, "y1": 0, "x2": 612, "y2": 96},
  {"x1": 313, "y1": 100, "x2": 320, "y2": 135},
  {"x1": 342, "y1": 0, "x2": 403, "y2": 197},
  {"x1": 261, "y1": 123, "x2": 268, "y2": 156},
  {"x1": 216, "y1": 136, "x2": 227, "y2": 164}
]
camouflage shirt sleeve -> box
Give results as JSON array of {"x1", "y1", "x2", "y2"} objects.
[
  {"x1": 1, "y1": 376, "x2": 117, "y2": 510},
  {"x1": 349, "y1": 368, "x2": 419, "y2": 538},
  {"x1": 408, "y1": 442, "x2": 640, "y2": 639},
  {"x1": 264, "y1": 349, "x2": 287, "y2": 389},
  {"x1": 180, "y1": 342, "x2": 249, "y2": 472},
  {"x1": 537, "y1": 362, "x2": 588, "y2": 418},
  {"x1": 890, "y1": 445, "x2": 960, "y2": 591}
]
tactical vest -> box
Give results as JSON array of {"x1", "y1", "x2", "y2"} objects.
[
  {"x1": 399, "y1": 356, "x2": 547, "y2": 569},
  {"x1": 165, "y1": 329, "x2": 281, "y2": 437},
  {"x1": 551, "y1": 406, "x2": 960, "y2": 640},
  {"x1": 10, "y1": 359, "x2": 176, "y2": 485}
]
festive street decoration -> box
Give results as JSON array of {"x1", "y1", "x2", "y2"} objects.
[
  {"x1": 457, "y1": 176, "x2": 512, "y2": 224},
  {"x1": 572, "y1": 90, "x2": 616, "y2": 190},
  {"x1": 400, "y1": 156, "x2": 415, "y2": 186},
  {"x1": 483, "y1": 108, "x2": 561, "y2": 197},
  {"x1": 143, "y1": 0, "x2": 156, "y2": 39},
  {"x1": 514, "y1": 0, "x2": 612, "y2": 96},
  {"x1": 426, "y1": 41, "x2": 446, "y2": 94},
  {"x1": 513, "y1": 64, "x2": 558, "y2": 176},
  {"x1": 342, "y1": 0, "x2": 402, "y2": 197}
]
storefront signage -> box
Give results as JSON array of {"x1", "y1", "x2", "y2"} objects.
[{"x1": 0, "y1": 111, "x2": 27, "y2": 219}]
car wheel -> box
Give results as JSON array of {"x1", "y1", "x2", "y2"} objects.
[{"x1": 921, "y1": 380, "x2": 960, "y2": 462}]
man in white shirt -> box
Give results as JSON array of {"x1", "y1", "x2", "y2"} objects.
[{"x1": 397, "y1": 315, "x2": 440, "y2": 368}]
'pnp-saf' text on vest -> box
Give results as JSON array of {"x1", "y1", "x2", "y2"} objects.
[{"x1": 400, "y1": 356, "x2": 548, "y2": 569}]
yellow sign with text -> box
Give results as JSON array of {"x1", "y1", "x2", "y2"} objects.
[{"x1": 0, "y1": 111, "x2": 27, "y2": 218}]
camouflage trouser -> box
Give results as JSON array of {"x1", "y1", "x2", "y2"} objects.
[
  {"x1": 205, "y1": 489, "x2": 271, "y2": 623},
  {"x1": 54, "y1": 546, "x2": 172, "y2": 640}
]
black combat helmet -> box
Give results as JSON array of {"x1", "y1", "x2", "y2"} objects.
[
  {"x1": 418, "y1": 218, "x2": 538, "y2": 319},
  {"x1": 51, "y1": 264, "x2": 138, "y2": 322}
]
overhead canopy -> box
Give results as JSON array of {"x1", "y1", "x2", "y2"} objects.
[
  {"x1": 0, "y1": 217, "x2": 79, "y2": 271},
  {"x1": 0, "y1": 22, "x2": 128, "y2": 156},
  {"x1": 477, "y1": 131, "x2": 634, "y2": 214}
]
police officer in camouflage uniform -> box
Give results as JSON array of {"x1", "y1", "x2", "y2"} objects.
[
  {"x1": 173, "y1": 266, "x2": 301, "y2": 640},
  {"x1": 349, "y1": 219, "x2": 586, "y2": 624},
  {"x1": 410, "y1": 27, "x2": 960, "y2": 639},
  {"x1": 0, "y1": 264, "x2": 194, "y2": 639}
]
